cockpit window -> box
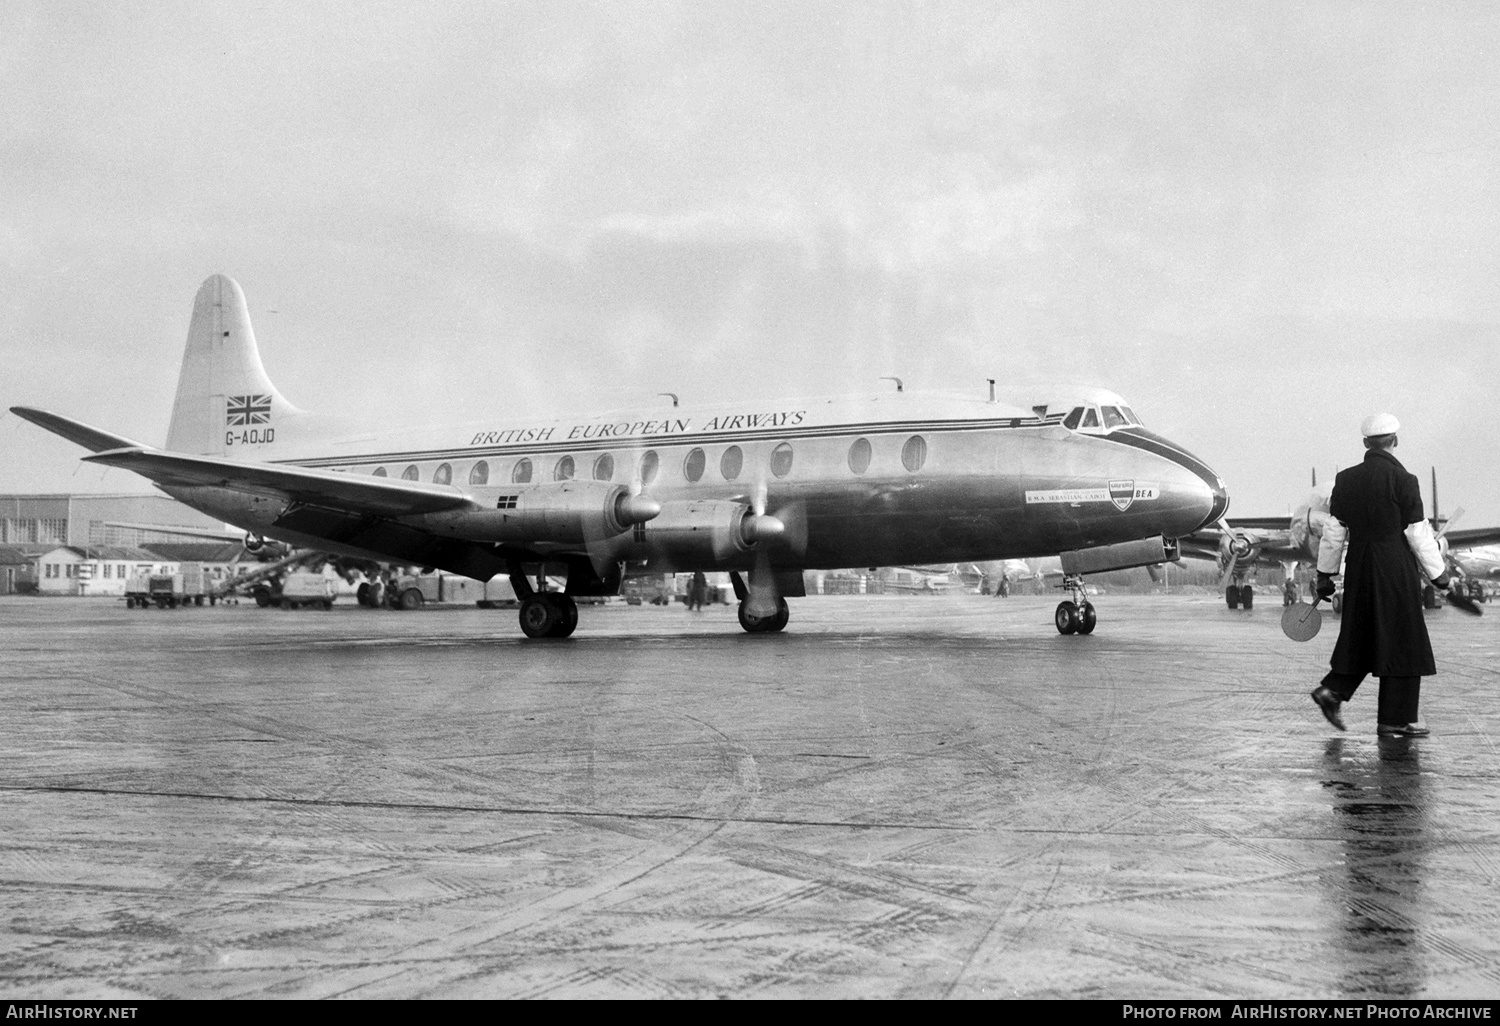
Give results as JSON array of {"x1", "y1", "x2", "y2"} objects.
[
  {"x1": 1081, "y1": 408, "x2": 1100, "y2": 429},
  {"x1": 1101, "y1": 406, "x2": 1127, "y2": 429},
  {"x1": 1063, "y1": 407, "x2": 1084, "y2": 430},
  {"x1": 1122, "y1": 407, "x2": 1141, "y2": 425}
]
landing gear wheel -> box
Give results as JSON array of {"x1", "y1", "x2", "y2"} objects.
[
  {"x1": 398, "y1": 588, "x2": 424, "y2": 611},
  {"x1": 254, "y1": 586, "x2": 271, "y2": 608},
  {"x1": 738, "y1": 598, "x2": 789, "y2": 633},
  {"x1": 1240, "y1": 585, "x2": 1254, "y2": 610},
  {"x1": 1225, "y1": 586, "x2": 1240, "y2": 610},
  {"x1": 1331, "y1": 593, "x2": 1343, "y2": 614},
  {"x1": 1055, "y1": 600, "x2": 1079, "y2": 635},
  {"x1": 1076, "y1": 602, "x2": 1097, "y2": 634},
  {"x1": 546, "y1": 595, "x2": 579, "y2": 638},
  {"x1": 519, "y1": 594, "x2": 560, "y2": 638},
  {"x1": 1283, "y1": 581, "x2": 1298, "y2": 607},
  {"x1": 357, "y1": 582, "x2": 371, "y2": 607}
]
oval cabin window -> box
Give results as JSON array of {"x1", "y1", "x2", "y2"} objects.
[
  {"x1": 469, "y1": 460, "x2": 490, "y2": 485},
  {"x1": 847, "y1": 437, "x2": 871, "y2": 475},
  {"x1": 433, "y1": 463, "x2": 452, "y2": 485},
  {"x1": 372, "y1": 467, "x2": 387, "y2": 477},
  {"x1": 720, "y1": 445, "x2": 743, "y2": 480},
  {"x1": 554, "y1": 455, "x2": 575, "y2": 481},
  {"x1": 511, "y1": 459, "x2": 532, "y2": 484},
  {"x1": 683, "y1": 448, "x2": 706, "y2": 482},
  {"x1": 901, "y1": 435, "x2": 927, "y2": 473},
  {"x1": 770, "y1": 442, "x2": 794, "y2": 478},
  {"x1": 401, "y1": 465, "x2": 420, "y2": 481},
  {"x1": 639, "y1": 450, "x2": 659, "y2": 485},
  {"x1": 593, "y1": 453, "x2": 614, "y2": 481}
]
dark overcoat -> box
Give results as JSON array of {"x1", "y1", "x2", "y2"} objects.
[{"x1": 1328, "y1": 449, "x2": 1435, "y2": 677}]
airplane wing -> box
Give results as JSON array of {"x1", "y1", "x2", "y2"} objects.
[
  {"x1": 1442, "y1": 526, "x2": 1500, "y2": 551},
  {"x1": 13, "y1": 406, "x2": 470, "y2": 518}
]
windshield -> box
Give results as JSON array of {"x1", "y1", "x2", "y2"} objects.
[{"x1": 1101, "y1": 406, "x2": 1128, "y2": 429}]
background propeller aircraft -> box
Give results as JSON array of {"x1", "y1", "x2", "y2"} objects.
[
  {"x1": 13, "y1": 275, "x2": 1229, "y2": 639},
  {"x1": 1179, "y1": 468, "x2": 1500, "y2": 611}
]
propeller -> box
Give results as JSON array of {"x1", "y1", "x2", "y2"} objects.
[{"x1": 1217, "y1": 523, "x2": 1253, "y2": 590}]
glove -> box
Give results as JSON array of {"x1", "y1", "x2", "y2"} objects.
[
  {"x1": 1432, "y1": 572, "x2": 1452, "y2": 590},
  {"x1": 1316, "y1": 573, "x2": 1337, "y2": 600}
]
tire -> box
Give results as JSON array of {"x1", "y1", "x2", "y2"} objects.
[
  {"x1": 357, "y1": 583, "x2": 371, "y2": 607},
  {"x1": 1076, "y1": 603, "x2": 1097, "y2": 634},
  {"x1": 398, "y1": 588, "x2": 424, "y2": 611},
  {"x1": 1331, "y1": 593, "x2": 1343, "y2": 614},
  {"x1": 282, "y1": 599, "x2": 294, "y2": 610},
  {"x1": 124, "y1": 597, "x2": 135, "y2": 609},
  {"x1": 1283, "y1": 584, "x2": 1297, "y2": 607},
  {"x1": 253, "y1": 587, "x2": 271, "y2": 608},
  {"x1": 738, "y1": 601, "x2": 771, "y2": 633},
  {"x1": 1054, "y1": 601, "x2": 1079, "y2": 635},
  {"x1": 1240, "y1": 585, "x2": 1254, "y2": 610},
  {"x1": 769, "y1": 598, "x2": 790, "y2": 632},
  {"x1": 1422, "y1": 584, "x2": 1437, "y2": 609},
  {"x1": 1225, "y1": 586, "x2": 1239, "y2": 610},
  {"x1": 546, "y1": 595, "x2": 579, "y2": 638},
  {"x1": 322, "y1": 599, "x2": 334, "y2": 610},
  {"x1": 195, "y1": 596, "x2": 204, "y2": 606},
  {"x1": 519, "y1": 595, "x2": 560, "y2": 638}
]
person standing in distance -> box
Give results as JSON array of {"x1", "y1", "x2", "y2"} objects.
[{"x1": 1310, "y1": 413, "x2": 1451, "y2": 737}]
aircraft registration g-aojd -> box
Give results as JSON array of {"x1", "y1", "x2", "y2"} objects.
[{"x1": 13, "y1": 275, "x2": 1228, "y2": 639}]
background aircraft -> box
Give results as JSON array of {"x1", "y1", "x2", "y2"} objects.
[{"x1": 1180, "y1": 469, "x2": 1500, "y2": 609}]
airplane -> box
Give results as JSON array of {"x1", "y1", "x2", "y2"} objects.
[
  {"x1": 12, "y1": 274, "x2": 1228, "y2": 639},
  {"x1": 1179, "y1": 469, "x2": 1500, "y2": 610}
]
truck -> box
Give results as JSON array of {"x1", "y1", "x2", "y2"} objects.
[
  {"x1": 359, "y1": 572, "x2": 519, "y2": 610},
  {"x1": 124, "y1": 562, "x2": 216, "y2": 608},
  {"x1": 251, "y1": 571, "x2": 339, "y2": 610}
]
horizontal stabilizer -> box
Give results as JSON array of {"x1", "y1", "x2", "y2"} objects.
[
  {"x1": 81, "y1": 447, "x2": 472, "y2": 517},
  {"x1": 9, "y1": 406, "x2": 150, "y2": 453}
]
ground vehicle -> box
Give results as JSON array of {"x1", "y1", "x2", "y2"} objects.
[
  {"x1": 124, "y1": 562, "x2": 215, "y2": 608},
  {"x1": 359, "y1": 572, "x2": 519, "y2": 610},
  {"x1": 251, "y1": 571, "x2": 338, "y2": 610}
]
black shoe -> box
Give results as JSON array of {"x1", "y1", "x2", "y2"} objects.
[
  {"x1": 1310, "y1": 686, "x2": 1346, "y2": 731},
  {"x1": 1378, "y1": 722, "x2": 1430, "y2": 738}
]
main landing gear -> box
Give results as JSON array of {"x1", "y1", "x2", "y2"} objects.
[
  {"x1": 1282, "y1": 580, "x2": 1299, "y2": 607},
  {"x1": 518, "y1": 592, "x2": 579, "y2": 639},
  {"x1": 1054, "y1": 574, "x2": 1097, "y2": 635},
  {"x1": 738, "y1": 596, "x2": 789, "y2": 633},
  {"x1": 1225, "y1": 583, "x2": 1254, "y2": 609}
]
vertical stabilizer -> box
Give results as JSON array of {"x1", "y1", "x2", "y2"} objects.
[{"x1": 165, "y1": 275, "x2": 298, "y2": 456}]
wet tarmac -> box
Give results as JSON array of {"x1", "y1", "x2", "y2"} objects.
[{"x1": 1, "y1": 592, "x2": 1498, "y2": 999}]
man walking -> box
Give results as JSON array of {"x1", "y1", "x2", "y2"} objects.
[{"x1": 1310, "y1": 414, "x2": 1451, "y2": 737}]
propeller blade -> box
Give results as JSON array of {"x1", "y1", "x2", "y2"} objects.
[
  {"x1": 770, "y1": 499, "x2": 808, "y2": 557},
  {"x1": 1437, "y1": 506, "x2": 1465, "y2": 540}
]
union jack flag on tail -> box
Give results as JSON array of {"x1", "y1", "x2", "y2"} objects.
[{"x1": 226, "y1": 394, "x2": 273, "y2": 426}]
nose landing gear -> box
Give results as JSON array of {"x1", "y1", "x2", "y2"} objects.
[{"x1": 1054, "y1": 574, "x2": 1097, "y2": 635}]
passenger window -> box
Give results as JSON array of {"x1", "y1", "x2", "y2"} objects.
[
  {"x1": 372, "y1": 467, "x2": 387, "y2": 477},
  {"x1": 639, "y1": 450, "x2": 659, "y2": 485},
  {"x1": 401, "y1": 465, "x2": 420, "y2": 481},
  {"x1": 770, "y1": 442, "x2": 794, "y2": 478},
  {"x1": 593, "y1": 453, "x2": 614, "y2": 481},
  {"x1": 554, "y1": 455, "x2": 575, "y2": 481},
  {"x1": 511, "y1": 459, "x2": 532, "y2": 484},
  {"x1": 469, "y1": 460, "x2": 490, "y2": 485},
  {"x1": 720, "y1": 445, "x2": 743, "y2": 480},
  {"x1": 684, "y1": 448, "x2": 705, "y2": 482},
  {"x1": 1101, "y1": 406, "x2": 1127, "y2": 429},
  {"x1": 433, "y1": 463, "x2": 452, "y2": 485},
  {"x1": 902, "y1": 435, "x2": 927, "y2": 473},
  {"x1": 847, "y1": 437, "x2": 871, "y2": 475},
  {"x1": 1063, "y1": 408, "x2": 1084, "y2": 430}
]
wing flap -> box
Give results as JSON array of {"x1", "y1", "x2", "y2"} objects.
[{"x1": 83, "y1": 448, "x2": 471, "y2": 517}]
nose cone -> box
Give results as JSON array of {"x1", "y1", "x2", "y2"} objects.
[{"x1": 1115, "y1": 428, "x2": 1228, "y2": 533}]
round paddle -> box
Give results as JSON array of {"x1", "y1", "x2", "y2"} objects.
[{"x1": 1281, "y1": 596, "x2": 1325, "y2": 642}]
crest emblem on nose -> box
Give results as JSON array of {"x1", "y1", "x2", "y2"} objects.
[{"x1": 1109, "y1": 479, "x2": 1135, "y2": 512}]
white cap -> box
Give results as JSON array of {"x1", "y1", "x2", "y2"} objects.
[{"x1": 1361, "y1": 413, "x2": 1400, "y2": 437}]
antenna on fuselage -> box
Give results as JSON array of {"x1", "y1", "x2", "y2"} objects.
[
  {"x1": 658, "y1": 392, "x2": 679, "y2": 408},
  {"x1": 987, "y1": 379, "x2": 995, "y2": 403},
  {"x1": 879, "y1": 377, "x2": 903, "y2": 393}
]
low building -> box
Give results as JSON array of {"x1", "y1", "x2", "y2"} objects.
[
  {"x1": 0, "y1": 546, "x2": 35, "y2": 595},
  {"x1": 34, "y1": 546, "x2": 174, "y2": 597}
]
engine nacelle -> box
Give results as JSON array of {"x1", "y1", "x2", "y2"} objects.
[
  {"x1": 630, "y1": 499, "x2": 767, "y2": 568},
  {"x1": 412, "y1": 482, "x2": 660, "y2": 544}
]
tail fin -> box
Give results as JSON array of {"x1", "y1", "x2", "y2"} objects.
[{"x1": 165, "y1": 275, "x2": 299, "y2": 456}]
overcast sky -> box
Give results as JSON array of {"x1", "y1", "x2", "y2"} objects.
[{"x1": 3, "y1": 1, "x2": 1498, "y2": 524}]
